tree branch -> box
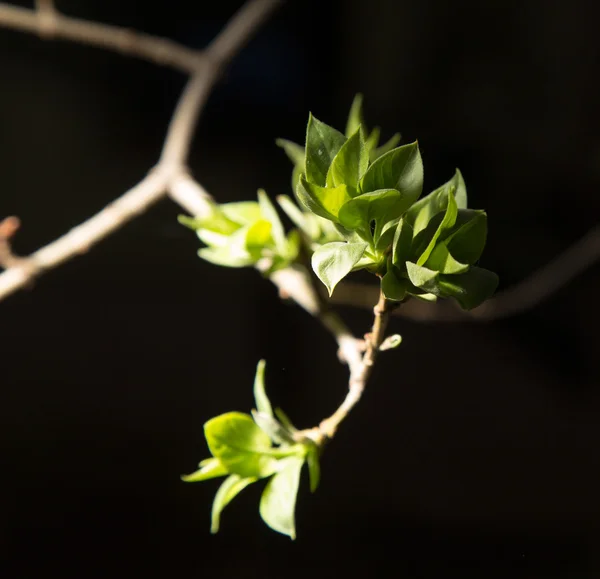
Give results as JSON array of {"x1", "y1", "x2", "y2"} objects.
[
  {"x1": 331, "y1": 224, "x2": 600, "y2": 322},
  {"x1": 0, "y1": 0, "x2": 282, "y2": 303}
]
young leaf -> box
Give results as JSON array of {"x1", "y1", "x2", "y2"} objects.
[
  {"x1": 277, "y1": 195, "x2": 319, "y2": 240},
  {"x1": 406, "y1": 261, "x2": 441, "y2": 294},
  {"x1": 444, "y1": 210, "x2": 487, "y2": 265},
  {"x1": 276, "y1": 138, "x2": 305, "y2": 167},
  {"x1": 311, "y1": 241, "x2": 368, "y2": 296},
  {"x1": 405, "y1": 169, "x2": 466, "y2": 236},
  {"x1": 181, "y1": 457, "x2": 228, "y2": 483},
  {"x1": 211, "y1": 474, "x2": 256, "y2": 534},
  {"x1": 257, "y1": 190, "x2": 286, "y2": 255},
  {"x1": 259, "y1": 456, "x2": 304, "y2": 540},
  {"x1": 220, "y1": 201, "x2": 262, "y2": 226},
  {"x1": 296, "y1": 176, "x2": 352, "y2": 222},
  {"x1": 204, "y1": 412, "x2": 279, "y2": 478},
  {"x1": 379, "y1": 334, "x2": 403, "y2": 351},
  {"x1": 198, "y1": 247, "x2": 255, "y2": 268},
  {"x1": 326, "y1": 129, "x2": 369, "y2": 191},
  {"x1": 415, "y1": 191, "x2": 458, "y2": 266},
  {"x1": 338, "y1": 189, "x2": 406, "y2": 236},
  {"x1": 360, "y1": 142, "x2": 423, "y2": 207},
  {"x1": 438, "y1": 267, "x2": 499, "y2": 310},
  {"x1": 305, "y1": 114, "x2": 347, "y2": 186},
  {"x1": 253, "y1": 359, "x2": 272, "y2": 417},
  {"x1": 370, "y1": 132, "x2": 401, "y2": 162},
  {"x1": 305, "y1": 443, "x2": 320, "y2": 493},
  {"x1": 381, "y1": 267, "x2": 408, "y2": 301},
  {"x1": 252, "y1": 411, "x2": 295, "y2": 445},
  {"x1": 274, "y1": 408, "x2": 298, "y2": 434},
  {"x1": 425, "y1": 241, "x2": 469, "y2": 274},
  {"x1": 345, "y1": 93, "x2": 365, "y2": 137},
  {"x1": 376, "y1": 217, "x2": 400, "y2": 251},
  {"x1": 244, "y1": 219, "x2": 273, "y2": 252},
  {"x1": 392, "y1": 218, "x2": 414, "y2": 268}
]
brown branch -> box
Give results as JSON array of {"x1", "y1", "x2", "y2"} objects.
[
  {"x1": 0, "y1": 2, "x2": 201, "y2": 71},
  {"x1": 331, "y1": 224, "x2": 600, "y2": 322},
  {"x1": 0, "y1": 0, "x2": 283, "y2": 302}
]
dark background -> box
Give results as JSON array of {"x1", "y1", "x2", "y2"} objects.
[{"x1": 1, "y1": 0, "x2": 600, "y2": 577}]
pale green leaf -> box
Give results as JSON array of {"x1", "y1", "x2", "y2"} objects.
[
  {"x1": 276, "y1": 138, "x2": 305, "y2": 167},
  {"x1": 345, "y1": 93, "x2": 364, "y2": 138},
  {"x1": 181, "y1": 457, "x2": 228, "y2": 483},
  {"x1": 198, "y1": 247, "x2": 254, "y2": 268},
  {"x1": 204, "y1": 412, "x2": 278, "y2": 478},
  {"x1": 370, "y1": 132, "x2": 401, "y2": 162},
  {"x1": 211, "y1": 474, "x2": 256, "y2": 534},
  {"x1": 259, "y1": 456, "x2": 304, "y2": 540},
  {"x1": 252, "y1": 411, "x2": 295, "y2": 445},
  {"x1": 257, "y1": 189, "x2": 286, "y2": 254},
  {"x1": 220, "y1": 201, "x2": 262, "y2": 226},
  {"x1": 253, "y1": 359, "x2": 271, "y2": 417},
  {"x1": 311, "y1": 241, "x2": 368, "y2": 296},
  {"x1": 276, "y1": 195, "x2": 319, "y2": 240},
  {"x1": 296, "y1": 176, "x2": 352, "y2": 222}
]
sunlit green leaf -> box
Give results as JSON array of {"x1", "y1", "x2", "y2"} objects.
[
  {"x1": 259, "y1": 456, "x2": 304, "y2": 540},
  {"x1": 181, "y1": 457, "x2": 228, "y2": 483},
  {"x1": 360, "y1": 142, "x2": 423, "y2": 207},
  {"x1": 244, "y1": 219, "x2": 273, "y2": 251},
  {"x1": 405, "y1": 169, "x2": 466, "y2": 236},
  {"x1": 211, "y1": 474, "x2": 256, "y2": 534},
  {"x1": 305, "y1": 114, "x2": 347, "y2": 186},
  {"x1": 258, "y1": 189, "x2": 286, "y2": 254},
  {"x1": 276, "y1": 195, "x2": 320, "y2": 240},
  {"x1": 425, "y1": 241, "x2": 469, "y2": 274},
  {"x1": 251, "y1": 411, "x2": 295, "y2": 445},
  {"x1": 326, "y1": 129, "x2": 368, "y2": 191},
  {"x1": 220, "y1": 201, "x2": 262, "y2": 226},
  {"x1": 253, "y1": 359, "x2": 271, "y2": 417},
  {"x1": 416, "y1": 191, "x2": 458, "y2": 266},
  {"x1": 406, "y1": 261, "x2": 441, "y2": 293},
  {"x1": 311, "y1": 241, "x2": 368, "y2": 296},
  {"x1": 296, "y1": 176, "x2": 352, "y2": 222},
  {"x1": 204, "y1": 412, "x2": 278, "y2": 478},
  {"x1": 198, "y1": 247, "x2": 254, "y2": 267}
]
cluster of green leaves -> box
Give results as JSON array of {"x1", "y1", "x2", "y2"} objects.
[
  {"x1": 178, "y1": 190, "x2": 299, "y2": 275},
  {"x1": 275, "y1": 96, "x2": 498, "y2": 307},
  {"x1": 182, "y1": 361, "x2": 319, "y2": 539}
]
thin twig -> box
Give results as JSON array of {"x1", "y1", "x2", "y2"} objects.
[
  {"x1": 0, "y1": 0, "x2": 282, "y2": 302},
  {"x1": 0, "y1": 2, "x2": 201, "y2": 71},
  {"x1": 331, "y1": 224, "x2": 600, "y2": 322}
]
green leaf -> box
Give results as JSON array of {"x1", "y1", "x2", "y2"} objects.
[
  {"x1": 296, "y1": 176, "x2": 352, "y2": 222},
  {"x1": 252, "y1": 411, "x2": 295, "y2": 445},
  {"x1": 392, "y1": 218, "x2": 414, "y2": 267},
  {"x1": 305, "y1": 114, "x2": 347, "y2": 186},
  {"x1": 376, "y1": 217, "x2": 400, "y2": 251},
  {"x1": 179, "y1": 208, "x2": 238, "y2": 236},
  {"x1": 259, "y1": 456, "x2": 304, "y2": 540},
  {"x1": 244, "y1": 219, "x2": 273, "y2": 251},
  {"x1": 360, "y1": 142, "x2": 423, "y2": 207},
  {"x1": 274, "y1": 408, "x2": 298, "y2": 433},
  {"x1": 181, "y1": 457, "x2": 228, "y2": 483},
  {"x1": 306, "y1": 443, "x2": 320, "y2": 493},
  {"x1": 416, "y1": 191, "x2": 458, "y2": 266},
  {"x1": 365, "y1": 126, "x2": 380, "y2": 153},
  {"x1": 211, "y1": 474, "x2": 256, "y2": 534},
  {"x1": 220, "y1": 202, "x2": 262, "y2": 226},
  {"x1": 338, "y1": 189, "x2": 407, "y2": 239},
  {"x1": 198, "y1": 247, "x2": 254, "y2": 268},
  {"x1": 444, "y1": 210, "x2": 488, "y2": 265},
  {"x1": 326, "y1": 129, "x2": 368, "y2": 191},
  {"x1": 438, "y1": 267, "x2": 499, "y2": 310},
  {"x1": 381, "y1": 267, "x2": 408, "y2": 301},
  {"x1": 370, "y1": 132, "x2": 401, "y2": 162},
  {"x1": 196, "y1": 228, "x2": 230, "y2": 248},
  {"x1": 345, "y1": 93, "x2": 365, "y2": 137},
  {"x1": 311, "y1": 241, "x2": 368, "y2": 296},
  {"x1": 253, "y1": 359, "x2": 271, "y2": 417},
  {"x1": 204, "y1": 412, "x2": 278, "y2": 478},
  {"x1": 425, "y1": 241, "x2": 469, "y2": 274},
  {"x1": 258, "y1": 189, "x2": 286, "y2": 254},
  {"x1": 276, "y1": 138, "x2": 305, "y2": 167},
  {"x1": 406, "y1": 261, "x2": 441, "y2": 293},
  {"x1": 405, "y1": 169, "x2": 467, "y2": 236},
  {"x1": 277, "y1": 195, "x2": 320, "y2": 240}
]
